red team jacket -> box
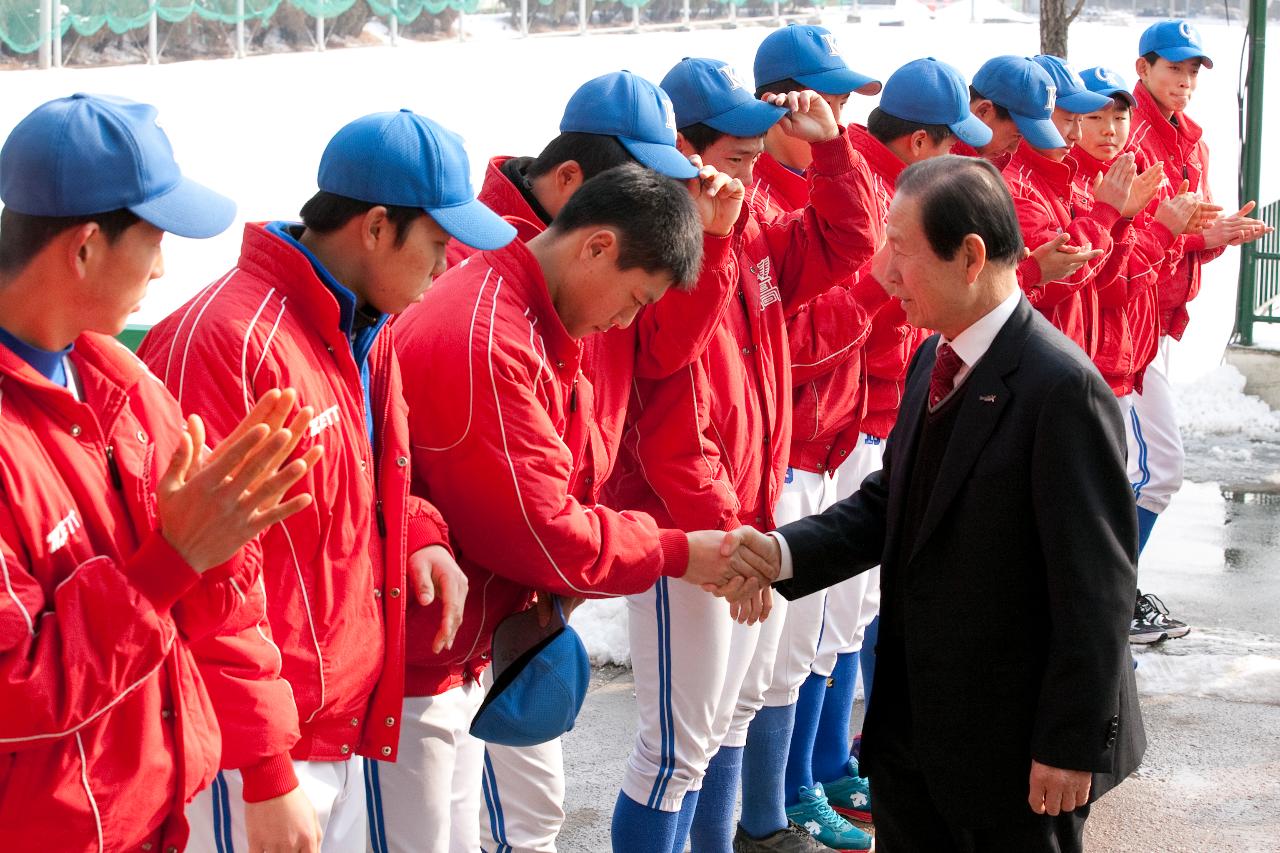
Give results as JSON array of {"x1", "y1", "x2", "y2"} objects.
[
  {"x1": 751, "y1": 149, "x2": 891, "y2": 474},
  {"x1": 847, "y1": 124, "x2": 928, "y2": 440},
  {"x1": 1128, "y1": 82, "x2": 1225, "y2": 341},
  {"x1": 447, "y1": 155, "x2": 736, "y2": 500},
  {"x1": 0, "y1": 335, "x2": 293, "y2": 850},
  {"x1": 606, "y1": 133, "x2": 880, "y2": 533},
  {"x1": 1069, "y1": 146, "x2": 1185, "y2": 395},
  {"x1": 395, "y1": 240, "x2": 697, "y2": 695},
  {"x1": 1004, "y1": 140, "x2": 1121, "y2": 356},
  {"x1": 139, "y1": 223, "x2": 450, "y2": 783}
]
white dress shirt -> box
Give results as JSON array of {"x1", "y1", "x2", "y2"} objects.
[{"x1": 770, "y1": 288, "x2": 1022, "y2": 581}]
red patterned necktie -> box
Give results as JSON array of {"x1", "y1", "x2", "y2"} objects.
[{"x1": 929, "y1": 342, "x2": 963, "y2": 408}]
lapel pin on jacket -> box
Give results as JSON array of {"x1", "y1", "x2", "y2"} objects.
[{"x1": 980, "y1": 394, "x2": 997, "y2": 403}]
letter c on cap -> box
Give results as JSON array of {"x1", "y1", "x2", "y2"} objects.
[{"x1": 1179, "y1": 21, "x2": 1195, "y2": 41}]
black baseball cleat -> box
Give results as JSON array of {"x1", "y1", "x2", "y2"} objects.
[
  {"x1": 1130, "y1": 590, "x2": 1191, "y2": 644},
  {"x1": 733, "y1": 821, "x2": 864, "y2": 852}
]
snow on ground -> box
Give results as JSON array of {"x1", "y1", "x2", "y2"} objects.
[{"x1": 1177, "y1": 365, "x2": 1280, "y2": 440}]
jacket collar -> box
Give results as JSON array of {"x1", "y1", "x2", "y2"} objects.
[
  {"x1": 0, "y1": 332, "x2": 145, "y2": 432},
  {"x1": 1133, "y1": 82, "x2": 1203, "y2": 149},
  {"x1": 751, "y1": 152, "x2": 809, "y2": 213},
  {"x1": 847, "y1": 124, "x2": 905, "y2": 187},
  {"x1": 479, "y1": 156, "x2": 552, "y2": 245},
  {"x1": 1066, "y1": 146, "x2": 1107, "y2": 184},
  {"x1": 1009, "y1": 140, "x2": 1077, "y2": 199},
  {"x1": 479, "y1": 238, "x2": 581, "y2": 373}
]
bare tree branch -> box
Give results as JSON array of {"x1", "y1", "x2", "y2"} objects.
[{"x1": 1066, "y1": 0, "x2": 1087, "y2": 25}]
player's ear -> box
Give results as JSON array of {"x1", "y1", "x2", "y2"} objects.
[
  {"x1": 675, "y1": 133, "x2": 697, "y2": 158},
  {"x1": 555, "y1": 160, "x2": 585, "y2": 193},
  {"x1": 580, "y1": 228, "x2": 618, "y2": 262}
]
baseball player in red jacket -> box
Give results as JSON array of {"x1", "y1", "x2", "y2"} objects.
[
  {"x1": 432, "y1": 71, "x2": 745, "y2": 853},
  {"x1": 1125, "y1": 21, "x2": 1271, "y2": 641},
  {"x1": 139, "y1": 110, "x2": 499, "y2": 852},
  {"x1": 604, "y1": 44, "x2": 881, "y2": 853},
  {"x1": 0, "y1": 94, "x2": 319, "y2": 853},
  {"x1": 390, "y1": 163, "x2": 758, "y2": 853}
]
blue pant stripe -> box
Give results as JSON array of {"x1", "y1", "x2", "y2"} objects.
[
  {"x1": 482, "y1": 749, "x2": 512, "y2": 853},
  {"x1": 217, "y1": 772, "x2": 235, "y2": 853},
  {"x1": 647, "y1": 578, "x2": 674, "y2": 809},
  {"x1": 1130, "y1": 405, "x2": 1151, "y2": 499},
  {"x1": 365, "y1": 759, "x2": 390, "y2": 853},
  {"x1": 654, "y1": 578, "x2": 677, "y2": 807},
  {"x1": 211, "y1": 771, "x2": 224, "y2": 853}
]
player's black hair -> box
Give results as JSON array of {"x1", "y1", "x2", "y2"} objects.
[
  {"x1": 1107, "y1": 94, "x2": 1133, "y2": 113},
  {"x1": 1141, "y1": 51, "x2": 1161, "y2": 65},
  {"x1": 895, "y1": 155, "x2": 1024, "y2": 267},
  {"x1": 299, "y1": 191, "x2": 423, "y2": 248},
  {"x1": 968, "y1": 86, "x2": 1013, "y2": 121},
  {"x1": 866, "y1": 107, "x2": 953, "y2": 147},
  {"x1": 526, "y1": 132, "x2": 636, "y2": 182},
  {"x1": 677, "y1": 122, "x2": 727, "y2": 155},
  {"x1": 0, "y1": 207, "x2": 141, "y2": 277},
  {"x1": 755, "y1": 77, "x2": 806, "y2": 98},
  {"x1": 549, "y1": 163, "x2": 702, "y2": 291}
]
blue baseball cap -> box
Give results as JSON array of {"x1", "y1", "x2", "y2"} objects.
[
  {"x1": 880, "y1": 58, "x2": 992, "y2": 148},
  {"x1": 470, "y1": 599, "x2": 590, "y2": 748},
  {"x1": 318, "y1": 110, "x2": 514, "y2": 251},
  {"x1": 754, "y1": 24, "x2": 881, "y2": 96},
  {"x1": 0, "y1": 93, "x2": 235, "y2": 239},
  {"x1": 661, "y1": 58, "x2": 787, "y2": 137},
  {"x1": 1080, "y1": 66, "x2": 1137, "y2": 109},
  {"x1": 972, "y1": 56, "x2": 1066, "y2": 150},
  {"x1": 560, "y1": 71, "x2": 699, "y2": 180},
  {"x1": 1033, "y1": 55, "x2": 1113, "y2": 115},
  {"x1": 1139, "y1": 20, "x2": 1213, "y2": 69}
]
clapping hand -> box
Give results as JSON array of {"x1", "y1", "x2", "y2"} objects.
[
  {"x1": 1026, "y1": 234, "x2": 1104, "y2": 283},
  {"x1": 1201, "y1": 200, "x2": 1273, "y2": 249},
  {"x1": 1091, "y1": 152, "x2": 1136, "y2": 213}
]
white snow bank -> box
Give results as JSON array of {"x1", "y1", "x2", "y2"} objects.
[
  {"x1": 1175, "y1": 365, "x2": 1280, "y2": 440},
  {"x1": 570, "y1": 599, "x2": 631, "y2": 666},
  {"x1": 1135, "y1": 634, "x2": 1280, "y2": 705}
]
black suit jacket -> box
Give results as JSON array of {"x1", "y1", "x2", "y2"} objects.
[{"x1": 776, "y1": 296, "x2": 1145, "y2": 827}]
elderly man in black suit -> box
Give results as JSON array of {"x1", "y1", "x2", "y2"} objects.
[{"x1": 718, "y1": 155, "x2": 1144, "y2": 852}]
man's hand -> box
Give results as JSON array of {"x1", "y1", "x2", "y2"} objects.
[
  {"x1": 687, "y1": 159, "x2": 746, "y2": 238},
  {"x1": 1027, "y1": 233, "x2": 1103, "y2": 283},
  {"x1": 407, "y1": 545, "x2": 468, "y2": 653},
  {"x1": 1028, "y1": 760, "x2": 1092, "y2": 816},
  {"x1": 1120, "y1": 162, "x2": 1163, "y2": 218},
  {"x1": 1201, "y1": 200, "x2": 1274, "y2": 249},
  {"x1": 1091, "y1": 152, "x2": 1135, "y2": 213},
  {"x1": 683, "y1": 528, "x2": 778, "y2": 590},
  {"x1": 158, "y1": 390, "x2": 322, "y2": 574},
  {"x1": 534, "y1": 592, "x2": 585, "y2": 627},
  {"x1": 1153, "y1": 190, "x2": 1199, "y2": 236},
  {"x1": 728, "y1": 584, "x2": 773, "y2": 626},
  {"x1": 244, "y1": 786, "x2": 322, "y2": 853},
  {"x1": 762, "y1": 90, "x2": 840, "y2": 143}
]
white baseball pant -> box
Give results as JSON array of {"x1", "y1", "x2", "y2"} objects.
[
  {"x1": 1127, "y1": 337, "x2": 1184, "y2": 515},
  {"x1": 480, "y1": 739, "x2": 565, "y2": 853},
  {"x1": 622, "y1": 577, "x2": 762, "y2": 811},
  {"x1": 187, "y1": 757, "x2": 367, "y2": 853},
  {"x1": 367, "y1": 681, "x2": 485, "y2": 853},
  {"x1": 812, "y1": 437, "x2": 884, "y2": 677}
]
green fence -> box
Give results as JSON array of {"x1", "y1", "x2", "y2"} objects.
[
  {"x1": 0, "y1": 0, "x2": 478, "y2": 55},
  {"x1": 1238, "y1": 198, "x2": 1280, "y2": 344}
]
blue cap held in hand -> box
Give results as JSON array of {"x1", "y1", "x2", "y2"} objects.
[
  {"x1": 754, "y1": 24, "x2": 881, "y2": 96},
  {"x1": 1033, "y1": 55, "x2": 1113, "y2": 115},
  {"x1": 661, "y1": 58, "x2": 788, "y2": 137},
  {"x1": 0, "y1": 93, "x2": 235, "y2": 239},
  {"x1": 1139, "y1": 20, "x2": 1213, "y2": 68},
  {"x1": 1080, "y1": 66, "x2": 1137, "y2": 109},
  {"x1": 972, "y1": 56, "x2": 1066, "y2": 150},
  {"x1": 470, "y1": 598, "x2": 591, "y2": 748},
  {"x1": 560, "y1": 71, "x2": 699, "y2": 180},
  {"x1": 880, "y1": 58, "x2": 992, "y2": 149},
  {"x1": 319, "y1": 110, "x2": 515, "y2": 251}
]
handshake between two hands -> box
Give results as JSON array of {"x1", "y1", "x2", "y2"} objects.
[{"x1": 683, "y1": 527, "x2": 785, "y2": 626}]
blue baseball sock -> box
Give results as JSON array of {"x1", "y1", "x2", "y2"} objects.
[
  {"x1": 812, "y1": 652, "x2": 858, "y2": 785},
  {"x1": 739, "y1": 704, "x2": 796, "y2": 839},
  {"x1": 612, "y1": 792, "x2": 678, "y2": 853},
  {"x1": 784, "y1": 671, "x2": 826, "y2": 806},
  {"x1": 857, "y1": 616, "x2": 879, "y2": 734},
  {"x1": 671, "y1": 789, "x2": 700, "y2": 853},
  {"x1": 1136, "y1": 506, "x2": 1158, "y2": 556},
  {"x1": 688, "y1": 746, "x2": 741, "y2": 853}
]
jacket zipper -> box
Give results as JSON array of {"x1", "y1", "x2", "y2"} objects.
[{"x1": 105, "y1": 445, "x2": 123, "y2": 491}]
